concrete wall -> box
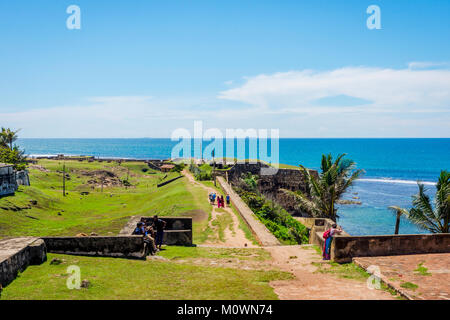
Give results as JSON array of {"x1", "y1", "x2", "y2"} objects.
[
  {"x1": 42, "y1": 236, "x2": 150, "y2": 259},
  {"x1": 332, "y1": 233, "x2": 450, "y2": 263},
  {"x1": 0, "y1": 238, "x2": 47, "y2": 287}
]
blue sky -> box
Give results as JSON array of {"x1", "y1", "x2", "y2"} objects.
[{"x1": 1, "y1": 0, "x2": 449, "y2": 137}]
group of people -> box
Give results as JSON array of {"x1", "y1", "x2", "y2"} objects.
[
  {"x1": 132, "y1": 215, "x2": 167, "y2": 255},
  {"x1": 209, "y1": 192, "x2": 230, "y2": 208}
]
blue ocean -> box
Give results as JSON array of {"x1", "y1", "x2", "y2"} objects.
[{"x1": 17, "y1": 138, "x2": 450, "y2": 236}]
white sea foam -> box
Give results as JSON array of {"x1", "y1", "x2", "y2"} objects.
[{"x1": 358, "y1": 178, "x2": 436, "y2": 186}]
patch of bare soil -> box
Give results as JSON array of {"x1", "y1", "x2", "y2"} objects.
[
  {"x1": 29, "y1": 164, "x2": 50, "y2": 172},
  {"x1": 266, "y1": 245, "x2": 395, "y2": 300},
  {"x1": 82, "y1": 170, "x2": 123, "y2": 187},
  {"x1": 179, "y1": 209, "x2": 209, "y2": 222}
]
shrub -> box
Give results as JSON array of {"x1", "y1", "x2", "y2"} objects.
[{"x1": 237, "y1": 188, "x2": 308, "y2": 244}]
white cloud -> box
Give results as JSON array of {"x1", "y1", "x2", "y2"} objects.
[
  {"x1": 408, "y1": 61, "x2": 450, "y2": 70},
  {"x1": 218, "y1": 66, "x2": 450, "y2": 113},
  {"x1": 2, "y1": 65, "x2": 450, "y2": 138}
]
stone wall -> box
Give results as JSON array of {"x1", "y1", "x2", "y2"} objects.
[
  {"x1": 223, "y1": 163, "x2": 317, "y2": 216},
  {"x1": 15, "y1": 170, "x2": 30, "y2": 186},
  {"x1": 0, "y1": 164, "x2": 18, "y2": 196},
  {"x1": 332, "y1": 233, "x2": 450, "y2": 263},
  {"x1": 0, "y1": 237, "x2": 47, "y2": 287},
  {"x1": 42, "y1": 236, "x2": 150, "y2": 259},
  {"x1": 119, "y1": 216, "x2": 193, "y2": 246}
]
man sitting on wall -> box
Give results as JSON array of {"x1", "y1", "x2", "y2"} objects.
[{"x1": 132, "y1": 222, "x2": 157, "y2": 255}]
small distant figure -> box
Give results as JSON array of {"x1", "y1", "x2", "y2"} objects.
[
  {"x1": 212, "y1": 193, "x2": 216, "y2": 205},
  {"x1": 226, "y1": 194, "x2": 230, "y2": 207},
  {"x1": 209, "y1": 193, "x2": 213, "y2": 204},
  {"x1": 322, "y1": 223, "x2": 342, "y2": 260},
  {"x1": 220, "y1": 195, "x2": 225, "y2": 208},
  {"x1": 152, "y1": 215, "x2": 167, "y2": 251}
]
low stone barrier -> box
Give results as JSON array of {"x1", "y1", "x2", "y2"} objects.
[
  {"x1": 42, "y1": 236, "x2": 149, "y2": 259},
  {"x1": 216, "y1": 176, "x2": 280, "y2": 246},
  {"x1": 0, "y1": 237, "x2": 47, "y2": 287},
  {"x1": 157, "y1": 175, "x2": 183, "y2": 188},
  {"x1": 332, "y1": 233, "x2": 450, "y2": 263},
  {"x1": 119, "y1": 216, "x2": 193, "y2": 246}
]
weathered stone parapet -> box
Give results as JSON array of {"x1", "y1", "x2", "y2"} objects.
[
  {"x1": 42, "y1": 236, "x2": 149, "y2": 259},
  {"x1": 332, "y1": 233, "x2": 450, "y2": 263},
  {"x1": 217, "y1": 176, "x2": 280, "y2": 246},
  {"x1": 0, "y1": 237, "x2": 47, "y2": 287}
]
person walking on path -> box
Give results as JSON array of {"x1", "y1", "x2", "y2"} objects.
[
  {"x1": 226, "y1": 194, "x2": 230, "y2": 207},
  {"x1": 152, "y1": 215, "x2": 167, "y2": 251}
]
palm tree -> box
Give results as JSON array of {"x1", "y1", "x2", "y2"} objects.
[
  {"x1": 389, "y1": 206, "x2": 409, "y2": 234},
  {"x1": 393, "y1": 171, "x2": 449, "y2": 234},
  {"x1": 283, "y1": 154, "x2": 364, "y2": 221},
  {"x1": 1, "y1": 127, "x2": 20, "y2": 149}
]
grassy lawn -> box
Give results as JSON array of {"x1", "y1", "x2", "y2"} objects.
[
  {"x1": 0, "y1": 160, "x2": 211, "y2": 242},
  {"x1": 0, "y1": 252, "x2": 291, "y2": 300}
]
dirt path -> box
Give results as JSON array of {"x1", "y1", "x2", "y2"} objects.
[
  {"x1": 265, "y1": 245, "x2": 395, "y2": 300},
  {"x1": 182, "y1": 170, "x2": 255, "y2": 248}
]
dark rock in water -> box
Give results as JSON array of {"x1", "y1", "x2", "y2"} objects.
[{"x1": 337, "y1": 199, "x2": 362, "y2": 205}]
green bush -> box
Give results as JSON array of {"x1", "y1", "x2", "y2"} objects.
[
  {"x1": 0, "y1": 147, "x2": 27, "y2": 171},
  {"x1": 238, "y1": 189, "x2": 308, "y2": 244}
]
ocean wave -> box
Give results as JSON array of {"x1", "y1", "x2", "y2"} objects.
[{"x1": 358, "y1": 178, "x2": 436, "y2": 186}]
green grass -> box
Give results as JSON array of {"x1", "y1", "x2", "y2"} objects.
[
  {"x1": 0, "y1": 253, "x2": 291, "y2": 300},
  {"x1": 313, "y1": 261, "x2": 370, "y2": 281},
  {"x1": 0, "y1": 160, "x2": 211, "y2": 242},
  {"x1": 414, "y1": 262, "x2": 431, "y2": 276},
  {"x1": 400, "y1": 282, "x2": 419, "y2": 290}
]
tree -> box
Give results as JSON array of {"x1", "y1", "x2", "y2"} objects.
[
  {"x1": 388, "y1": 206, "x2": 409, "y2": 234},
  {"x1": 283, "y1": 154, "x2": 364, "y2": 221},
  {"x1": 392, "y1": 171, "x2": 449, "y2": 234},
  {"x1": 0, "y1": 146, "x2": 27, "y2": 170},
  {"x1": 1, "y1": 127, "x2": 20, "y2": 150}
]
